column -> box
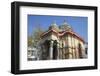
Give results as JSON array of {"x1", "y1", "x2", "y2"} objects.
[
  {"x1": 62, "y1": 42, "x2": 64, "y2": 59},
  {"x1": 72, "y1": 36, "x2": 75, "y2": 59},
  {"x1": 49, "y1": 40, "x2": 53, "y2": 59},
  {"x1": 57, "y1": 42, "x2": 59, "y2": 59},
  {"x1": 75, "y1": 47, "x2": 79, "y2": 58},
  {"x1": 41, "y1": 45, "x2": 44, "y2": 60}
]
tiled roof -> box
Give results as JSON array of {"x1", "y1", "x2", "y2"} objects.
[{"x1": 41, "y1": 29, "x2": 85, "y2": 43}]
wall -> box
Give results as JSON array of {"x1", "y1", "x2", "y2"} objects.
[{"x1": 0, "y1": 0, "x2": 99, "y2": 76}]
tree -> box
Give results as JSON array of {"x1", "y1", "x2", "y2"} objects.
[
  {"x1": 28, "y1": 36, "x2": 33, "y2": 47},
  {"x1": 28, "y1": 24, "x2": 44, "y2": 48}
]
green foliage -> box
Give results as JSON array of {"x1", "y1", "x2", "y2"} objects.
[
  {"x1": 28, "y1": 24, "x2": 44, "y2": 47},
  {"x1": 28, "y1": 36, "x2": 33, "y2": 47}
]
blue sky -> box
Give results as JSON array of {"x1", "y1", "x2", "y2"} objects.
[{"x1": 28, "y1": 15, "x2": 88, "y2": 42}]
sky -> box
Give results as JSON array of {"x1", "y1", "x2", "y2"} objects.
[{"x1": 28, "y1": 15, "x2": 88, "y2": 42}]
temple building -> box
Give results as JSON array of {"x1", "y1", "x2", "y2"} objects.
[
  {"x1": 28, "y1": 20, "x2": 87, "y2": 60},
  {"x1": 36, "y1": 20, "x2": 87, "y2": 60}
]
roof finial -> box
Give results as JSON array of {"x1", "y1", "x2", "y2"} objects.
[
  {"x1": 63, "y1": 19, "x2": 67, "y2": 25},
  {"x1": 64, "y1": 19, "x2": 66, "y2": 23},
  {"x1": 53, "y1": 20, "x2": 56, "y2": 24},
  {"x1": 51, "y1": 20, "x2": 57, "y2": 26}
]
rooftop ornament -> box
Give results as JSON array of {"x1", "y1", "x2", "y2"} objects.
[{"x1": 59, "y1": 20, "x2": 72, "y2": 31}]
